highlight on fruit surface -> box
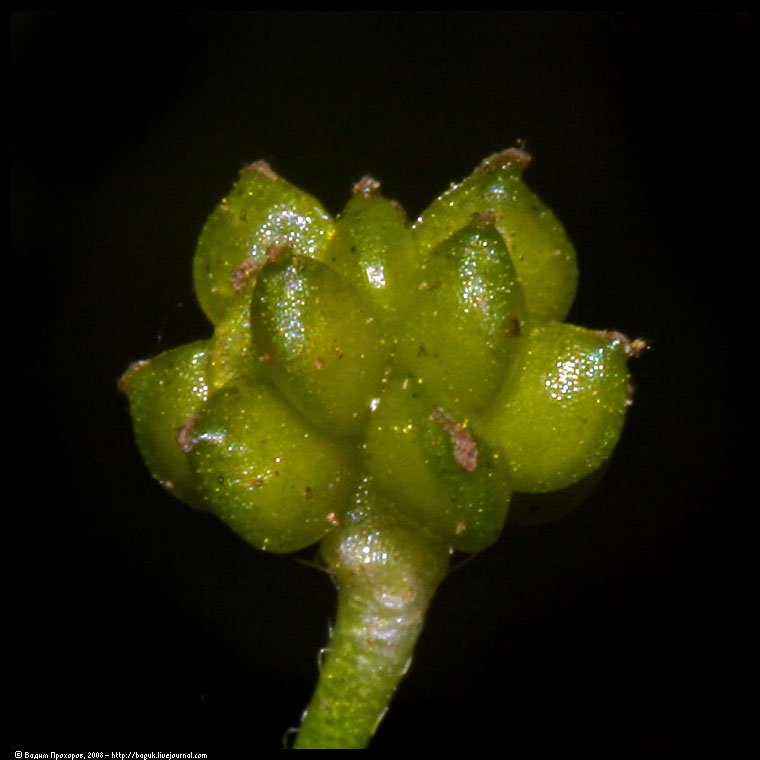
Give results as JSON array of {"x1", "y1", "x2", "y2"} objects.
[{"x1": 120, "y1": 148, "x2": 642, "y2": 749}]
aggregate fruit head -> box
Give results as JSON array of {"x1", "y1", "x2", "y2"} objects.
[{"x1": 120, "y1": 147, "x2": 641, "y2": 749}]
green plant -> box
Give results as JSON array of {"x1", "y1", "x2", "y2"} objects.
[{"x1": 120, "y1": 147, "x2": 642, "y2": 748}]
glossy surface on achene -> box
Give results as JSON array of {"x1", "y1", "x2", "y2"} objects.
[
  {"x1": 119, "y1": 340, "x2": 210, "y2": 510},
  {"x1": 394, "y1": 215, "x2": 527, "y2": 418},
  {"x1": 412, "y1": 148, "x2": 578, "y2": 323},
  {"x1": 187, "y1": 377, "x2": 359, "y2": 553},
  {"x1": 326, "y1": 184, "x2": 418, "y2": 324},
  {"x1": 193, "y1": 161, "x2": 335, "y2": 325},
  {"x1": 206, "y1": 282, "x2": 260, "y2": 392},
  {"x1": 362, "y1": 370, "x2": 511, "y2": 553},
  {"x1": 252, "y1": 254, "x2": 390, "y2": 439},
  {"x1": 480, "y1": 321, "x2": 630, "y2": 493}
]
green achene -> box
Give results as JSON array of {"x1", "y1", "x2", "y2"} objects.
[
  {"x1": 394, "y1": 213, "x2": 527, "y2": 418},
  {"x1": 188, "y1": 377, "x2": 358, "y2": 553},
  {"x1": 252, "y1": 252, "x2": 390, "y2": 438},
  {"x1": 119, "y1": 340, "x2": 210, "y2": 510},
  {"x1": 363, "y1": 369, "x2": 511, "y2": 553},
  {"x1": 326, "y1": 177, "x2": 418, "y2": 324},
  {"x1": 480, "y1": 321, "x2": 633, "y2": 493},
  {"x1": 120, "y1": 149, "x2": 642, "y2": 749},
  {"x1": 412, "y1": 148, "x2": 578, "y2": 322},
  {"x1": 193, "y1": 160, "x2": 335, "y2": 325}
]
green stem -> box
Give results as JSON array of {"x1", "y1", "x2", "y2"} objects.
[{"x1": 293, "y1": 489, "x2": 450, "y2": 749}]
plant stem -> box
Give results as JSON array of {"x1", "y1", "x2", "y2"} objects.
[{"x1": 293, "y1": 489, "x2": 450, "y2": 749}]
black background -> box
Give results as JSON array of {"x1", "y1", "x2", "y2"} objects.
[{"x1": 11, "y1": 12, "x2": 750, "y2": 753}]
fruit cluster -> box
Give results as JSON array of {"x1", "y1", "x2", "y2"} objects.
[{"x1": 120, "y1": 148, "x2": 635, "y2": 557}]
